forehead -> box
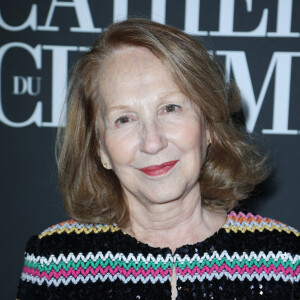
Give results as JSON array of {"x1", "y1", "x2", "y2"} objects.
[
  {"x1": 101, "y1": 46, "x2": 159, "y2": 74},
  {"x1": 98, "y1": 46, "x2": 179, "y2": 105},
  {"x1": 99, "y1": 46, "x2": 169, "y2": 86}
]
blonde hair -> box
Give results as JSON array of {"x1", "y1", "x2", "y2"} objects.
[{"x1": 57, "y1": 19, "x2": 268, "y2": 226}]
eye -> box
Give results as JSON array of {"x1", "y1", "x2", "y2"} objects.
[
  {"x1": 115, "y1": 115, "x2": 131, "y2": 125},
  {"x1": 164, "y1": 104, "x2": 180, "y2": 113}
]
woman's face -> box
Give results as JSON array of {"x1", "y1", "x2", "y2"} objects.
[{"x1": 98, "y1": 46, "x2": 209, "y2": 206}]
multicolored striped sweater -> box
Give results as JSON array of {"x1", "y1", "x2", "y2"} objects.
[{"x1": 17, "y1": 210, "x2": 300, "y2": 299}]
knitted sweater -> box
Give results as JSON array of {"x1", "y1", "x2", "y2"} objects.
[{"x1": 17, "y1": 210, "x2": 300, "y2": 299}]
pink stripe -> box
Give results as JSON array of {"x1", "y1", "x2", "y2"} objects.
[
  {"x1": 23, "y1": 264, "x2": 299, "y2": 281},
  {"x1": 227, "y1": 211, "x2": 277, "y2": 223},
  {"x1": 23, "y1": 266, "x2": 172, "y2": 280},
  {"x1": 228, "y1": 211, "x2": 261, "y2": 220}
]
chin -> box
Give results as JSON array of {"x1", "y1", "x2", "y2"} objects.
[{"x1": 144, "y1": 187, "x2": 186, "y2": 205}]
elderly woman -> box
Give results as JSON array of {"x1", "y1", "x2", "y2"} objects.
[{"x1": 17, "y1": 19, "x2": 299, "y2": 299}]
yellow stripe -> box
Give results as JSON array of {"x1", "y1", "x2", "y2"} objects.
[
  {"x1": 39, "y1": 224, "x2": 120, "y2": 239},
  {"x1": 224, "y1": 224, "x2": 300, "y2": 236}
]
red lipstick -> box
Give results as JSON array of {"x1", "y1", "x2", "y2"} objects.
[{"x1": 139, "y1": 160, "x2": 179, "y2": 176}]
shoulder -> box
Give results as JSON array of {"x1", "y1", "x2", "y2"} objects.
[
  {"x1": 221, "y1": 210, "x2": 299, "y2": 253},
  {"x1": 39, "y1": 219, "x2": 120, "y2": 238},
  {"x1": 20, "y1": 220, "x2": 124, "y2": 289},
  {"x1": 18, "y1": 220, "x2": 124, "y2": 298},
  {"x1": 24, "y1": 220, "x2": 121, "y2": 257},
  {"x1": 223, "y1": 210, "x2": 299, "y2": 236}
]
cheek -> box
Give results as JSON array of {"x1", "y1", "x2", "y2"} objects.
[
  {"x1": 105, "y1": 130, "x2": 139, "y2": 167},
  {"x1": 171, "y1": 118, "x2": 205, "y2": 154}
]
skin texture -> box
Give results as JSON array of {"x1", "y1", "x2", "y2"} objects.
[{"x1": 97, "y1": 46, "x2": 227, "y2": 299}]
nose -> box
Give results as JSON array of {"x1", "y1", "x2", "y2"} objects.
[{"x1": 139, "y1": 121, "x2": 168, "y2": 155}]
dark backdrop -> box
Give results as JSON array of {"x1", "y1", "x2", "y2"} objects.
[{"x1": 0, "y1": 1, "x2": 299, "y2": 298}]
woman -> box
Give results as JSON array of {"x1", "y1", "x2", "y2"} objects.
[{"x1": 17, "y1": 19, "x2": 299, "y2": 299}]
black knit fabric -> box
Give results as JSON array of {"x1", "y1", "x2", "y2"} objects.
[{"x1": 17, "y1": 210, "x2": 300, "y2": 299}]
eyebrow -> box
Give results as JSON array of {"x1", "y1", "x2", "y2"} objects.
[
  {"x1": 106, "y1": 91, "x2": 182, "y2": 113},
  {"x1": 107, "y1": 105, "x2": 129, "y2": 113}
]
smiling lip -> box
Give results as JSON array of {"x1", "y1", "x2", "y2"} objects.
[{"x1": 138, "y1": 160, "x2": 179, "y2": 176}]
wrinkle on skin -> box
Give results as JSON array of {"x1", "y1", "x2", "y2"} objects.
[
  {"x1": 97, "y1": 46, "x2": 226, "y2": 250},
  {"x1": 97, "y1": 46, "x2": 227, "y2": 300}
]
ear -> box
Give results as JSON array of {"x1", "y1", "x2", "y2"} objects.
[
  {"x1": 97, "y1": 144, "x2": 113, "y2": 170},
  {"x1": 206, "y1": 129, "x2": 212, "y2": 145}
]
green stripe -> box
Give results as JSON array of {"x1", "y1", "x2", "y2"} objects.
[
  {"x1": 24, "y1": 259, "x2": 173, "y2": 274},
  {"x1": 175, "y1": 258, "x2": 299, "y2": 270}
]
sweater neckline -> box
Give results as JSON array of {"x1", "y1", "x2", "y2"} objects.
[{"x1": 116, "y1": 210, "x2": 233, "y2": 253}]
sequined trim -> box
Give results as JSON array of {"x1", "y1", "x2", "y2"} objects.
[
  {"x1": 21, "y1": 250, "x2": 299, "y2": 286},
  {"x1": 223, "y1": 211, "x2": 300, "y2": 236}
]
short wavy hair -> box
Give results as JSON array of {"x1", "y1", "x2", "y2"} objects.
[{"x1": 57, "y1": 19, "x2": 268, "y2": 226}]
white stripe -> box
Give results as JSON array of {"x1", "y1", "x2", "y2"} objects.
[
  {"x1": 177, "y1": 271, "x2": 300, "y2": 283},
  {"x1": 24, "y1": 250, "x2": 299, "y2": 266},
  {"x1": 21, "y1": 270, "x2": 300, "y2": 287}
]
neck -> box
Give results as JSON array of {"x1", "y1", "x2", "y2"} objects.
[{"x1": 123, "y1": 184, "x2": 226, "y2": 252}]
